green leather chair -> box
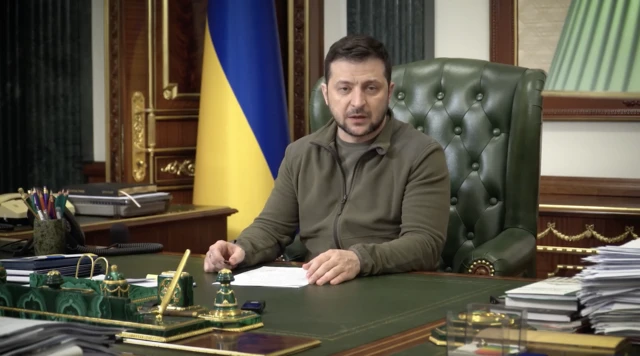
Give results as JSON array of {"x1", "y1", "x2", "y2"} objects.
[{"x1": 286, "y1": 57, "x2": 546, "y2": 278}]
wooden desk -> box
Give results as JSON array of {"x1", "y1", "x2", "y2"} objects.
[
  {"x1": 107, "y1": 253, "x2": 532, "y2": 356},
  {"x1": 0, "y1": 205, "x2": 237, "y2": 255}
]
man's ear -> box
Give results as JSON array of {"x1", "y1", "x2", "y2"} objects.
[
  {"x1": 321, "y1": 82, "x2": 329, "y2": 105},
  {"x1": 387, "y1": 81, "x2": 395, "y2": 100}
]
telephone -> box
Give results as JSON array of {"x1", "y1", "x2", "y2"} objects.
[
  {"x1": 0, "y1": 193, "x2": 163, "y2": 257},
  {"x1": 0, "y1": 193, "x2": 75, "y2": 221}
]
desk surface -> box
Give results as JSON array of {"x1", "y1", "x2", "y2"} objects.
[
  {"x1": 0, "y1": 204, "x2": 237, "y2": 239},
  {"x1": 106, "y1": 253, "x2": 532, "y2": 356}
]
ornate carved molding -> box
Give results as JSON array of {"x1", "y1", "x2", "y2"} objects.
[
  {"x1": 623, "y1": 100, "x2": 640, "y2": 107},
  {"x1": 537, "y1": 222, "x2": 638, "y2": 243},
  {"x1": 160, "y1": 159, "x2": 195, "y2": 177},
  {"x1": 108, "y1": 0, "x2": 122, "y2": 182},
  {"x1": 131, "y1": 92, "x2": 147, "y2": 182},
  {"x1": 547, "y1": 264, "x2": 583, "y2": 278},
  {"x1": 536, "y1": 245, "x2": 597, "y2": 255}
]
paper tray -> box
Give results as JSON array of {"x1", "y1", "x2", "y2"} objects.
[{"x1": 69, "y1": 193, "x2": 171, "y2": 218}]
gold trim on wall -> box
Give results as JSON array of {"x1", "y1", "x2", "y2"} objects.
[
  {"x1": 536, "y1": 245, "x2": 597, "y2": 255},
  {"x1": 540, "y1": 203, "x2": 640, "y2": 214},
  {"x1": 162, "y1": 0, "x2": 200, "y2": 100},
  {"x1": 160, "y1": 160, "x2": 195, "y2": 177},
  {"x1": 154, "y1": 147, "x2": 196, "y2": 153},
  {"x1": 159, "y1": 184, "x2": 194, "y2": 191},
  {"x1": 155, "y1": 155, "x2": 196, "y2": 184},
  {"x1": 155, "y1": 115, "x2": 199, "y2": 121},
  {"x1": 537, "y1": 222, "x2": 638, "y2": 243},
  {"x1": 548, "y1": 265, "x2": 583, "y2": 278},
  {"x1": 131, "y1": 92, "x2": 147, "y2": 182}
]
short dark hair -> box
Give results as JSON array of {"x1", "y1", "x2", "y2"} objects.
[{"x1": 324, "y1": 34, "x2": 392, "y2": 85}]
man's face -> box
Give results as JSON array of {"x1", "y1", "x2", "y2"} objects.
[{"x1": 321, "y1": 58, "x2": 394, "y2": 142}]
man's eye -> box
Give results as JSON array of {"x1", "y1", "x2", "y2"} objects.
[{"x1": 338, "y1": 87, "x2": 349, "y2": 92}]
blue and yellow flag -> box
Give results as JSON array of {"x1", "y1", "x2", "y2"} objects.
[{"x1": 193, "y1": 0, "x2": 290, "y2": 240}]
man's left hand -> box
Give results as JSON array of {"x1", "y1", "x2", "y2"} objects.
[{"x1": 302, "y1": 249, "x2": 361, "y2": 285}]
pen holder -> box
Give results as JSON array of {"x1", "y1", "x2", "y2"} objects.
[{"x1": 33, "y1": 219, "x2": 67, "y2": 255}]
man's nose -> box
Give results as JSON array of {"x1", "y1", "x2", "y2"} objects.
[{"x1": 350, "y1": 89, "x2": 366, "y2": 108}]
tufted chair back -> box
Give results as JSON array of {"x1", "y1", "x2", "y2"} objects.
[{"x1": 307, "y1": 58, "x2": 546, "y2": 277}]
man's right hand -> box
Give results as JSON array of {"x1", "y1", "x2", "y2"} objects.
[{"x1": 204, "y1": 240, "x2": 246, "y2": 272}]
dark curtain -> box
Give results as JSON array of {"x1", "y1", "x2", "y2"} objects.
[
  {"x1": 347, "y1": 0, "x2": 429, "y2": 66},
  {"x1": 0, "y1": 0, "x2": 92, "y2": 195}
]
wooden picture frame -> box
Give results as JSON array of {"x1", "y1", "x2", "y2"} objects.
[{"x1": 490, "y1": 0, "x2": 640, "y2": 122}]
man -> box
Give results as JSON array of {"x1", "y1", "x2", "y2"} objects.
[{"x1": 204, "y1": 34, "x2": 450, "y2": 285}]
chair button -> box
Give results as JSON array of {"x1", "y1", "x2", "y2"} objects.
[
  {"x1": 437, "y1": 92, "x2": 445, "y2": 100},
  {"x1": 451, "y1": 197, "x2": 458, "y2": 205},
  {"x1": 476, "y1": 93, "x2": 484, "y2": 101},
  {"x1": 467, "y1": 232, "x2": 475, "y2": 239},
  {"x1": 493, "y1": 128, "x2": 501, "y2": 136},
  {"x1": 416, "y1": 126, "x2": 424, "y2": 132},
  {"x1": 472, "y1": 163, "x2": 479, "y2": 171},
  {"x1": 454, "y1": 127, "x2": 462, "y2": 135},
  {"x1": 489, "y1": 197, "x2": 498, "y2": 205},
  {"x1": 397, "y1": 92, "x2": 405, "y2": 100}
]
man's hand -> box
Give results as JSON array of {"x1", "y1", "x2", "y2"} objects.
[
  {"x1": 302, "y1": 249, "x2": 360, "y2": 285},
  {"x1": 204, "y1": 240, "x2": 246, "y2": 272}
]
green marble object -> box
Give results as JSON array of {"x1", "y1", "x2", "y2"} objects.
[
  {"x1": 45, "y1": 270, "x2": 63, "y2": 289},
  {"x1": 213, "y1": 269, "x2": 239, "y2": 318},
  {"x1": 0, "y1": 255, "x2": 263, "y2": 342},
  {"x1": 101, "y1": 265, "x2": 130, "y2": 298},
  {"x1": 158, "y1": 271, "x2": 194, "y2": 308}
]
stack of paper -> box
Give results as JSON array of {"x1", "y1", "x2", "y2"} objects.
[
  {"x1": 1, "y1": 254, "x2": 105, "y2": 283},
  {"x1": 503, "y1": 277, "x2": 585, "y2": 332},
  {"x1": 575, "y1": 239, "x2": 640, "y2": 340},
  {"x1": 0, "y1": 316, "x2": 125, "y2": 355},
  {"x1": 213, "y1": 266, "x2": 309, "y2": 288}
]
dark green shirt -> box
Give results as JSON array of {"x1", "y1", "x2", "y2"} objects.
[
  {"x1": 234, "y1": 116, "x2": 451, "y2": 276},
  {"x1": 336, "y1": 136, "x2": 374, "y2": 195}
]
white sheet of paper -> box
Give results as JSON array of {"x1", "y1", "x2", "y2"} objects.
[{"x1": 213, "y1": 266, "x2": 309, "y2": 288}]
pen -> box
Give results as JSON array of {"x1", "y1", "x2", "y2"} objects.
[{"x1": 18, "y1": 188, "x2": 40, "y2": 220}]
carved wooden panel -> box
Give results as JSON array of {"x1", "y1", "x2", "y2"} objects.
[
  {"x1": 155, "y1": 120, "x2": 198, "y2": 148},
  {"x1": 535, "y1": 176, "x2": 640, "y2": 278},
  {"x1": 154, "y1": 0, "x2": 206, "y2": 109},
  {"x1": 155, "y1": 155, "x2": 195, "y2": 185},
  {"x1": 536, "y1": 212, "x2": 640, "y2": 278},
  {"x1": 108, "y1": 0, "x2": 323, "y2": 204},
  {"x1": 107, "y1": 0, "x2": 201, "y2": 204}
]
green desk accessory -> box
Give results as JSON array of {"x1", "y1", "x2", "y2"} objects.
[{"x1": 0, "y1": 249, "x2": 262, "y2": 343}]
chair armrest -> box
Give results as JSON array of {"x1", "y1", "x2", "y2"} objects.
[{"x1": 461, "y1": 228, "x2": 536, "y2": 277}]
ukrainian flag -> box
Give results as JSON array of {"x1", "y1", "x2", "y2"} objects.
[{"x1": 193, "y1": 0, "x2": 290, "y2": 240}]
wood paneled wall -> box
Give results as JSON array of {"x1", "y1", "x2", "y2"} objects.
[{"x1": 103, "y1": 0, "x2": 323, "y2": 203}]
